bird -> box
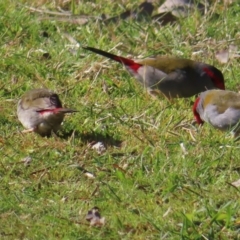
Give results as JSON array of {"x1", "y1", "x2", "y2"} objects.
[
  {"x1": 193, "y1": 89, "x2": 240, "y2": 136},
  {"x1": 82, "y1": 46, "x2": 225, "y2": 99},
  {"x1": 17, "y1": 88, "x2": 77, "y2": 137}
]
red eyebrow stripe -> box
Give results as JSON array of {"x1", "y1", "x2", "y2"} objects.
[{"x1": 203, "y1": 67, "x2": 225, "y2": 90}]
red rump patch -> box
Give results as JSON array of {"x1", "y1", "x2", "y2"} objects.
[
  {"x1": 114, "y1": 56, "x2": 141, "y2": 72},
  {"x1": 37, "y1": 108, "x2": 62, "y2": 115},
  {"x1": 203, "y1": 67, "x2": 225, "y2": 90},
  {"x1": 192, "y1": 97, "x2": 204, "y2": 125}
]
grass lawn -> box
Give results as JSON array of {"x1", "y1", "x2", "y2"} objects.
[{"x1": 0, "y1": 0, "x2": 240, "y2": 239}]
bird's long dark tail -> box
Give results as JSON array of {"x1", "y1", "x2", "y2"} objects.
[
  {"x1": 82, "y1": 46, "x2": 141, "y2": 71},
  {"x1": 58, "y1": 108, "x2": 78, "y2": 114}
]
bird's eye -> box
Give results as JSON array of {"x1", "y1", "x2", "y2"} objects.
[{"x1": 50, "y1": 94, "x2": 62, "y2": 108}]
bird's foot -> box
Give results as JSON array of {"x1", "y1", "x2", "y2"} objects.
[
  {"x1": 147, "y1": 89, "x2": 162, "y2": 98},
  {"x1": 21, "y1": 128, "x2": 35, "y2": 134},
  {"x1": 230, "y1": 131, "x2": 240, "y2": 141}
]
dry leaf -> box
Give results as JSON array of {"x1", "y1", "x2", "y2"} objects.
[
  {"x1": 104, "y1": 1, "x2": 154, "y2": 24},
  {"x1": 215, "y1": 44, "x2": 239, "y2": 64},
  {"x1": 231, "y1": 179, "x2": 240, "y2": 187},
  {"x1": 158, "y1": 0, "x2": 205, "y2": 17},
  {"x1": 224, "y1": 0, "x2": 234, "y2": 6},
  {"x1": 38, "y1": 16, "x2": 89, "y2": 25}
]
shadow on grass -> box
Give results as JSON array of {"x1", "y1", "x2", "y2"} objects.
[{"x1": 59, "y1": 129, "x2": 122, "y2": 147}]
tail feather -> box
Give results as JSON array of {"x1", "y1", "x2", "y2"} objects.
[
  {"x1": 82, "y1": 46, "x2": 141, "y2": 72},
  {"x1": 57, "y1": 108, "x2": 78, "y2": 114}
]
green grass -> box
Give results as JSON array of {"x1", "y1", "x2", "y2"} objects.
[{"x1": 1, "y1": 0, "x2": 240, "y2": 239}]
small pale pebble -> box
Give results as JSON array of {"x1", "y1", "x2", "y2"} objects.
[
  {"x1": 91, "y1": 142, "x2": 106, "y2": 154},
  {"x1": 22, "y1": 156, "x2": 32, "y2": 166},
  {"x1": 180, "y1": 142, "x2": 188, "y2": 155},
  {"x1": 84, "y1": 172, "x2": 95, "y2": 179}
]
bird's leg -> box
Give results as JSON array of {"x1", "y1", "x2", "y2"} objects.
[
  {"x1": 147, "y1": 88, "x2": 161, "y2": 98},
  {"x1": 147, "y1": 88, "x2": 174, "y2": 103},
  {"x1": 230, "y1": 131, "x2": 240, "y2": 139},
  {"x1": 21, "y1": 128, "x2": 35, "y2": 134},
  {"x1": 51, "y1": 130, "x2": 59, "y2": 139}
]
